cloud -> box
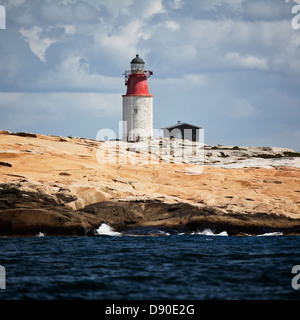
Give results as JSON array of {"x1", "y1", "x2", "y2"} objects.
[
  {"x1": 147, "y1": 17, "x2": 300, "y2": 76},
  {"x1": 146, "y1": 0, "x2": 165, "y2": 17},
  {"x1": 0, "y1": 92, "x2": 121, "y2": 129},
  {"x1": 0, "y1": 53, "x2": 20, "y2": 80},
  {"x1": 19, "y1": 26, "x2": 57, "y2": 62},
  {"x1": 285, "y1": 0, "x2": 300, "y2": 5},
  {"x1": 173, "y1": 0, "x2": 183, "y2": 10},
  {"x1": 228, "y1": 98, "x2": 255, "y2": 119},
  {"x1": 12, "y1": 0, "x2": 300, "y2": 74},
  {"x1": 226, "y1": 52, "x2": 268, "y2": 70},
  {"x1": 31, "y1": 54, "x2": 123, "y2": 91},
  {"x1": 152, "y1": 73, "x2": 207, "y2": 90},
  {"x1": 242, "y1": 1, "x2": 288, "y2": 21},
  {"x1": 93, "y1": 19, "x2": 145, "y2": 58},
  {"x1": 19, "y1": 24, "x2": 76, "y2": 62},
  {"x1": 90, "y1": 0, "x2": 165, "y2": 58},
  {"x1": 3, "y1": 0, "x2": 25, "y2": 9},
  {"x1": 38, "y1": 1, "x2": 100, "y2": 25},
  {"x1": 1, "y1": 0, "x2": 300, "y2": 150},
  {"x1": 165, "y1": 20, "x2": 180, "y2": 31},
  {"x1": 62, "y1": 24, "x2": 76, "y2": 35}
]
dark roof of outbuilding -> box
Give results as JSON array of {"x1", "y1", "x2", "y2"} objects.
[{"x1": 162, "y1": 122, "x2": 202, "y2": 130}]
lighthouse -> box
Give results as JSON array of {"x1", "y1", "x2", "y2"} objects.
[{"x1": 122, "y1": 54, "x2": 153, "y2": 142}]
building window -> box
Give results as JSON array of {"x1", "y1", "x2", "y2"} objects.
[{"x1": 134, "y1": 108, "x2": 138, "y2": 114}]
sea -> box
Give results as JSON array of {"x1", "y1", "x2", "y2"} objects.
[{"x1": 0, "y1": 224, "x2": 300, "y2": 304}]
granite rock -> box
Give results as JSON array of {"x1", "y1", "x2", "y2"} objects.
[{"x1": 0, "y1": 131, "x2": 300, "y2": 236}]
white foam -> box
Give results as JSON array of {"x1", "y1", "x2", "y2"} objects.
[
  {"x1": 158, "y1": 230, "x2": 170, "y2": 236},
  {"x1": 96, "y1": 223, "x2": 121, "y2": 236},
  {"x1": 257, "y1": 232, "x2": 283, "y2": 237},
  {"x1": 37, "y1": 232, "x2": 44, "y2": 237},
  {"x1": 194, "y1": 229, "x2": 228, "y2": 236}
]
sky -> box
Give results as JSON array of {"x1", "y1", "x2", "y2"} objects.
[{"x1": 0, "y1": 0, "x2": 300, "y2": 150}]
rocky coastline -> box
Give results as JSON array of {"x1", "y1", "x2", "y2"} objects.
[{"x1": 0, "y1": 130, "x2": 300, "y2": 236}]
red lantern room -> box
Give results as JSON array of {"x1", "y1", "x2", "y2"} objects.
[{"x1": 123, "y1": 54, "x2": 153, "y2": 97}]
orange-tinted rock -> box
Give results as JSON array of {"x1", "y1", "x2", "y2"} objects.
[{"x1": 0, "y1": 131, "x2": 300, "y2": 236}]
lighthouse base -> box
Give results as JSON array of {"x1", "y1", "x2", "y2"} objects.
[{"x1": 122, "y1": 95, "x2": 153, "y2": 142}]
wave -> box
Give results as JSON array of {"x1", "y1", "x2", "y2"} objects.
[
  {"x1": 193, "y1": 229, "x2": 228, "y2": 236},
  {"x1": 36, "y1": 232, "x2": 45, "y2": 237},
  {"x1": 120, "y1": 226, "x2": 173, "y2": 237},
  {"x1": 257, "y1": 232, "x2": 283, "y2": 237},
  {"x1": 157, "y1": 230, "x2": 170, "y2": 236},
  {"x1": 96, "y1": 223, "x2": 122, "y2": 236},
  {"x1": 95, "y1": 225, "x2": 283, "y2": 238}
]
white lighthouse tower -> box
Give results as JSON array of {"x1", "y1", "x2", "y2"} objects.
[{"x1": 122, "y1": 54, "x2": 153, "y2": 142}]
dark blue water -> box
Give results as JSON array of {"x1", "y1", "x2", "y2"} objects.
[{"x1": 1, "y1": 232, "x2": 300, "y2": 300}]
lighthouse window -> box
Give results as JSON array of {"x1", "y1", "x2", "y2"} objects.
[{"x1": 134, "y1": 108, "x2": 138, "y2": 114}]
